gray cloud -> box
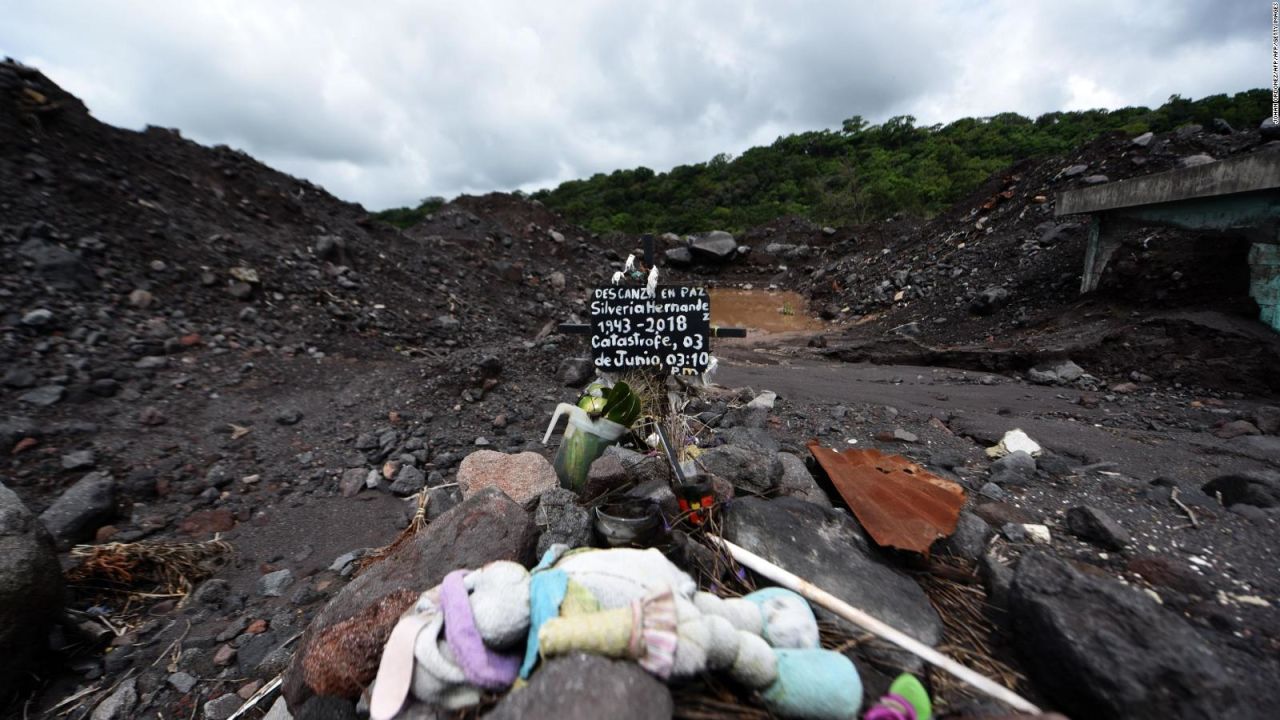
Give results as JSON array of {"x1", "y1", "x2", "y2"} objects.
[{"x1": 0, "y1": 0, "x2": 1268, "y2": 209}]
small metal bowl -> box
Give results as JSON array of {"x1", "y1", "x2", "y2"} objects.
[{"x1": 594, "y1": 502, "x2": 662, "y2": 547}]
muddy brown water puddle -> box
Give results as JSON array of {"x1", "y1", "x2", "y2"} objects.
[{"x1": 708, "y1": 289, "x2": 826, "y2": 334}]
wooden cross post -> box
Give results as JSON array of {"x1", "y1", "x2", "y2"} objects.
[{"x1": 556, "y1": 244, "x2": 745, "y2": 522}]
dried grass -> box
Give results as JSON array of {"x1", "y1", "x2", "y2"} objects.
[
  {"x1": 919, "y1": 556, "x2": 1026, "y2": 711},
  {"x1": 681, "y1": 507, "x2": 755, "y2": 596},
  {"x1": 672, "y1": 675, "x2": 774, "y2": 720},
  {"x1": 354, "y1": 489, "x2": 431, "y2": 575},
  {"x1": 66, "y1": 536, "x2": 232, "y2": 598}
]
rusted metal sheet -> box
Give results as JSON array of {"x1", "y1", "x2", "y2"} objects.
[{"x1": 807, "y1": 440, "x2": 965, "y2": 554}]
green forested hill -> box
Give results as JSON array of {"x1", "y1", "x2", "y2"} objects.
[{"x1": 377, "y1": 91, "x2": 1269, "y2": 233}]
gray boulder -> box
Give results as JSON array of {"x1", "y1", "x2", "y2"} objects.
[
  {"x1": 556, "y1": 357, "x2": 594, "y2": 388},
  {"x1": 19, "y1": 385, "x2": 64, "y2": 407},
  {"x1": 1065, "y1": 506, "x2": 1130, "y2": 550},
  {"x1": 1261, "y1": 117, "x2": 1280, "y2": 141},
  {"x1": 1050, "y1": 359, "x2": 1084, "y2": 382},
  {"x1": 0, "y1": 415, "x2": 39, "y2": 452},
  {"x1": 603, "y1": 446, "x2": 670, "y2": 486},
  {"x1": 259, "y1": 569, "x2": 295, "y2": 597},
  {"x1": 724, "y1": 496, "x2": 942, "y2": 670},
  {"x1": 989, "y1": 450, "x2": 1036, "y2": 486},
  {"x1": 689, "y1": 231, "x2": 738, "y2": 261},
  {"x1": 488, "y1": 653, "x2": 672, "y2": 720},
  {"x1": 389, "y1": 465, "x2": 426, "y2": 496},
  {"x1": 282, "y1": 487, "x2": 536, "y2": 708},
  {"x1": 936, "y1": 510, "x2": 991, "y2": 560},
  {"x1": 38, "y1": 471, "x2": 116, "y2": 549},
  {"x1": 1180, "y1": 154, "x2": 1215, "y2": 168},
  {"x1": 775, "y1": 452, "x2": 832, "y2": 508},
  {"x1": 664, "y1": 247, "x2": 692, "y2": 265},
  {"x1": 1010, "y1": 551, "x2": 1241, "y2": 719},
  {"x1": 314, "y1": 234, "x2": 346, "y2": 261},
  {"x1": 1027, "y1": 368, "x2": 1058, "y2": 385},
  {"x1": 720, "y1": 404, "x2": 769, "y2": 429},
  {"x1": 1202, "y1": 470, "x2": 1280, "y2": 508},
  {"x1": 697, "y1": 444, "x2": 781, "y2": 494},
  {"x1": 718, "y1": 426, "x2": 780, "y2": 454},
  {"x1": 969, "y1": 286, "x2": 1010, "y2": 316},
  {"x1": 1, "y1": 483, "x2": 65, "y2": 692},
  {"x1": 535, "y1": 488, "x2": 592, "y2": 556},
  {"x1": 583, "y1": 455, "x2": 628, "y2": 499},
  {"x1": 91, "y1": 678, "x2": 138, "y2": 720},
  {"x1": 18, "y1": 238, "x2": 96, "y2": 289},
  {"x1": 1252, "y1": 405, "x2": 1280, "y2": 435}
]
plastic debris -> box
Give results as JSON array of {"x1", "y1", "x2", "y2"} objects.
[
  {"x1": 865, "y1": 673, "x2": 932, "y2": 720},
  {"x1": 985, "y1": 429, "x2": 1042, "y2": 458},
  {"x1": 544, "y1": 382, "x2": 641, "y2": 492}
]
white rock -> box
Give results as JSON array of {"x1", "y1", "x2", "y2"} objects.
[
  {"x1": 986, "y1": 429, "x2": 1042, "y2": 458},
  {"x1": 1023, "y1": 524, "x2": 1052, "y2": 544}
]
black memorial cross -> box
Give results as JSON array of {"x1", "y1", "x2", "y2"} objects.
[{"x1": 555, "y1": 234, "x2": 747, "y2": 368}]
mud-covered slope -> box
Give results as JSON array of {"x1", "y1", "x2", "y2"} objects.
[
  {"x1": 0, "y1": 60, "x2": 602, "y2": 371},
  {"x1": 802, "y1": 126, "x2": 1280, "y2": 394}
]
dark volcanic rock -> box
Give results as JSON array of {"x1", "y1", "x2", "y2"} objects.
[
  {"x1": 0, "y1": 483, "x2": 65, "y2": 693},
  {"x1": 487, "y1": 653, "x2": 672, "y2": 720},
  {"x1": 282, "y1": 486, "x2": 536, "y2": 709},
  {"x1": 689, "y1": 230, "x2": 737, "y2": 261},
  {"x1": 556, "y1": 357, "x2": 595, "y2": 388},
  {"x1": 969, "y1": 286, "x2": 1010, "y2": 316},
  {"x1": 0, "y1": 415, "x2": 39, "y2": 452},
  {"x1": 775, "y1": 452, "x2": 832, "y2": 507},
  {"x1": 296, "y1": 695, "x2": 358, "y2": 720},
  {"x1": 936, "y1": 510, "x2": 991, "y2": 560},
  {"x1": 38, "y1": 471, "x2": 116, "y2": 549},
  {"x1": 1253, "y1": 405, "x2": 1280, "y2": 435},
  {"x1": 664, "y1": 246, "x2": 692, "y2": 265},
  {"x1": 18, "y1": 237, "x2": 96, "y2": 289},
  {"x1": 697, "y1": 444, "x2": 781, "y2": 494},
  {"x1": 989, "y1": 450, "x2": 1036, "y2": 486},
  {"x1": 1261, "y1": 117, "x2": 1280, "y2": 140},
  {"x1": 534, "y1": 487, "x2": 592, "y2": 555},
  {"x1": 1009, "y1": 551, "x2": 1240, "y2": 719},
  {"x1": 583, "y1": 454, "x2": 628, "y2": 499},
  {"x1": 1202, "y1": 470, "x2": 1280, "y2": 508},
  {"x1": 1065, "y1": 505, "x2": 1130, "y2": 549},
  {"x1": 724, "y1": 496, "x2": 942, "y2": 670}
]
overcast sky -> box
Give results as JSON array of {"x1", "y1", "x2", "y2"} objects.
[{"x1": 0, "y1": 1, "x2": 1267, "y2": 210}]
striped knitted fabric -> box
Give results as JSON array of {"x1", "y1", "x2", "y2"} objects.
[{"x1": 634, "y1": 589, "x2": 678, "y2": 679}]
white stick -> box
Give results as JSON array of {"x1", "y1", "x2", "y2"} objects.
[
  {"x1": 226, "y1": 675, "x2": 283, "y2": 720},
  {"x1": 709, "y1": 534, "x2": 1042, "y2": 715}
]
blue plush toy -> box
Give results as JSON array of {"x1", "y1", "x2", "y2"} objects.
[{"x1": 539, "y1": 548, "x2": 864, "y2": 720}]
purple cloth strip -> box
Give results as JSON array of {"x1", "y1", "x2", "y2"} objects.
[
  {"x1": 863, "y1": 693, "x2": 917, "y2": 720},
  {"x1": 440, "y1": 569, "x2": 521, "y2": 690}
]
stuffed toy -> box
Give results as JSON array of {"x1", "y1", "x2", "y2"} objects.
[{"x1": 369, "y1": 547, "x2": 864, "y2": 720}]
